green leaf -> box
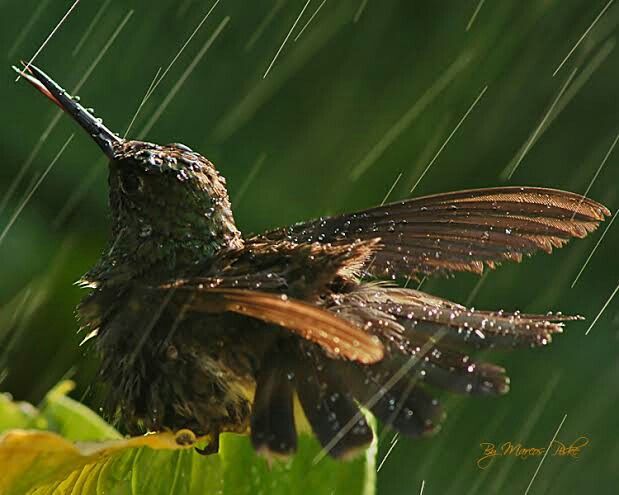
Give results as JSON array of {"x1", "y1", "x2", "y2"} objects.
[
  {"x1": 0, "y1": 393, "x2": 39, "y2": 431},
  {"x1": 38, "y1": 381, "x2": 121, "y2": 441},
  {"x1": 0, "y1": 382, "x2": 377, "y2": 495}
]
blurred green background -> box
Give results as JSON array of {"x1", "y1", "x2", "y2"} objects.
[{"x1": 0, "y1": 0, "x2": 617, "y2": 493}]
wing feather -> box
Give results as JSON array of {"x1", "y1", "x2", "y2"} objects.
[
  {"x1": 331, "y1": 285, "x2": 572, "y2": 349},
  {"x1": 171, "y1": 286, "x2": 384, "y2": 364},
  {"x1": 259, "y1": 187, "x2": 610, "y2": 278}
]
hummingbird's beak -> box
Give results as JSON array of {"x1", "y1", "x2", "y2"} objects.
[{"x1": 13, "y1": 63, "x2": 121, "y2": 158}]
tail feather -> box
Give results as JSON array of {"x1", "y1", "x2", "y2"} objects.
[
  {"x1": 249, "y1": 280, "x2": 571, "y2": 453},
  {"x1": 250, "y1": 349, "x2": 297, "y2": 458},
  {"x1": 416, "y1": 353, "x2": 510, "y2": 396},
  {"x1": 330, "y1": 359, "x2": 444, "y2": 438},
  {"x1": 295, "y1": 352, "x2": 373, "y2": 459}
]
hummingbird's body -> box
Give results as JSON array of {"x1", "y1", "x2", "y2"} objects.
[
  {"x1": 16, "y1": 65, "x2": 610, "y2": 459},
  {"x1": 76, "y1": 140, "x2": 256, "y2": 441}
]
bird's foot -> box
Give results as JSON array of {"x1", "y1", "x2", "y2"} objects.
[
  {"x1": 174, "y1": 428, "x2": 197, "y2": 446},
  {"x1": 195, "y1": 433, "x2": 220, "y2": 455}
]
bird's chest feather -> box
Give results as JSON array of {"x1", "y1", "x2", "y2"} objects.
[{"x1": 78, "y1": 286, "x2": 273, "y2": 435}]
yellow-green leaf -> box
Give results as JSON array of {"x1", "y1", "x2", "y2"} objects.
[{"x1": 0, "y1": 383, "x2": 377, "y2": 495}]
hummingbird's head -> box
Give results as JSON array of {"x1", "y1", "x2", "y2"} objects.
[
  {"x1": 16, "y1": 64, "x2": 242, "y2": 281},
  {"x1": 106, "y1": 138, "x2": 240, "y2": 249}
]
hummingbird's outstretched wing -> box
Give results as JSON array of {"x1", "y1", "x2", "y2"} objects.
[{"x1": 258, "y1": 187, "x2": 610, "y2": 278}]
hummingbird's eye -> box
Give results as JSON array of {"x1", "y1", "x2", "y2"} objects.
[
  {"x1": 168, "y1": 142, "x2": 193, "y2": 152},
  {"x1": 120, "y1": 173, "x2": 144, "y2": 195}
]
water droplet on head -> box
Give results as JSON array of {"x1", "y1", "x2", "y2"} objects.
[{"x1": 139, "y1": 225, "x2": 152, "y2": 237}]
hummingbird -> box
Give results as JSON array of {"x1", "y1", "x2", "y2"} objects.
[{"x1": 15, "y1": 64, "x2": 610, "y2": 460}]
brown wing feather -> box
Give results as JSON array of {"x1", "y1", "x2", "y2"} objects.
[
  {"x1": 259, "y1": 187, "x2": 610, "y2": 278},
  {"x1": 331, "y1": 285, "x2": 573, "y2": 349},
  {"x1": 178, "y1": 287, "x2": 384, "y2": 364}
]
